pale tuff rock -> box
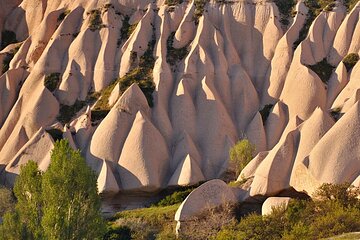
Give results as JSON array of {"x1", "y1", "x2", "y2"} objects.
[
  {"x1": 245, "y1": 112, "x2": 266, "y2": 154},
  {"x1": 118, "y1": 111, "x2": 169, "y2": 192},
  {"x1": 4, "y1": 127, "x2": 54, "y2": 187},
  {"x1": 265, "y1": 101, "x2": 288, "y2": 150},
  {"x1": 175, "y1": 179, "x2": 237, "y2": 222},
  {"x1": 262, "y1": 197, "x2": 291, "y2": 216},
  {"x1": 238, "y1": 151, "x2": 269, "y2": 181},
  {"x1": 97, "y1": 159, "x2": 120, "y2": 194}
]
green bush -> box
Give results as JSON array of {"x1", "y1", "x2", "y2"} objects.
[
  {"x1": 88, "y1": 9, "x2": 105, "y2": 31},
  {"x1": 229, "y1": 139, "x2": 255, "y2": 177},
  {"x1": 342, "y1": 53, "x2": 359, "y2": 72},
  {"x1": 1, "y1": 30, "x2": 17, "y2": 50},
  {"x1": 307, "y1": 58, "x2": 335, "y2": 84},
  {"x1": 0, "y1": 141, "x2": 106, "y2": 239},
  {"x1": 44, "y1": 73, "x2": 61, "y2": 92},
  {"x1": 152, "y1": 187, "x2": 195, "y2": 207}
]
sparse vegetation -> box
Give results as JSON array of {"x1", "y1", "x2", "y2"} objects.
[
  {"x1": 193, "y1": 0, "x2": 209, "y2": 24},
  {"x1": 88, "y1": 9, "x2": 105, "y2": 31},
  {"x1": 229, "y1": 139, "x2": 256, "y2": 177},
  {"x1": 293, "y1": 0, "x2": 336, "y2": 50},
  {"x1": 152, "y1": 186, "x2": 199, "y2": 207},
  {"x1": 118, "y1": 15, "x2": 137, "y2": 47},
  {"x1": 94, "y1": 36, "x2": 156, "y2": 111},
  {"x1": 307, "y1": 58, "x2": 335, "y2": 84},
  {"x1": 259, "y1": 104, "x2": 274, "y2": 124},
  {"x1": 57, "y1": 100, "x2": 86, "y2": 124},
  {"x1": 165, "y1": 0, "x2": 183, "y2": 6},
  {"x1": 1, "y1": 44, "x2": 20, "y2": 73},
  {"x1": 166, "y1": 32, "x2": 189, "y2": 66},
  {"x1": 273, "y1": 0, "x2": 297, "y2": 27},
  {"x1": 44, "y1": 72, "x2": 61, "y2": 92},
  {"x1": 57, "y1": 9, "x2": 70, "y2": 22},
  {"x1": 342, "y1": 53, "x2": 359, "y2": 72},
  {"x1": 1, "y1": 30, "x2": 17, "y2": 50},
  {"x1": 344, "y1": 0, "x2": 359, "y2": 12}
]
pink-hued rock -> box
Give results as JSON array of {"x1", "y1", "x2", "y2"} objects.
[{"x1": 262, "y1": 197, "x2": 291, "y2": 215}]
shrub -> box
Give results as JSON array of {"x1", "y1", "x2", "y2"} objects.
[
  {"x1": 152, "y1": 187, "x2": 195, "y2": 207},
  {"x1": 229, "y1": 139, "x2": 255, "y2": 176},
  {"x1": 1, "y1": 30, "x2": 17, "y2": 50},
  {"x1": 342, "y1": 53, "x2": 359, "y2": 72},
  {"x1": 307, "y1": 58, "x2": 335, "y2": 84},
  {"x1": 89, "y1": 9, "x2": 105, "y2": 31},
  {"x1": 44, "y1": 72, "x2": 61, "y2": 92}
]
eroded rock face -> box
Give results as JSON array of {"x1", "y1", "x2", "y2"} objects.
[{"x1": 0, "y1": 0, "x2": 359, "y2": 195}]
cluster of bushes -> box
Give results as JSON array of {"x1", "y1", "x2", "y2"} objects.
[
  {"x1": 105, "y1": 204, "x2": 179, "y2": 240},
  {"x1": 1, "y1": 30, "x2": 17, "y2": 50},
  {"x1": 215, "y1": 183, "x2": 360, "y2": 240},
  {"x1": 166, "y1": 32, "x2": 189, "y2": 66},
  {"x1": 0, "y1": 140, "x2": 106, "y2": 239},
  {"x1": 1, "y1": 44, "x2": 20, "y2": 73},
  {"x1": 307, "y1": 58, "x2": 335, "y2": 84},
  {"x1": 342, "y1": 53, "x2": 359, "y2": 72},
  {"x1": 88, "y1": 9, "x2": 105, "y2": 31}
]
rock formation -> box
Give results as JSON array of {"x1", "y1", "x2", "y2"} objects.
[{"x1": 0, "y1": 0, "x2": 359, "y2": 198}]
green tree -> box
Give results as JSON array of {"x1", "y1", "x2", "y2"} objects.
[
  {"x1": 0, "y1": 161, "x2": 43, "y2": 240},
  {"x1": 41, "y1": 140, "x2": 106, "y2": 239},
  {"x1": 229, "y1": 139, "x2": 255, "y2": 177},
  {"x1": 0, "y1": 140, "x2": 106, "y2": 240}
]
